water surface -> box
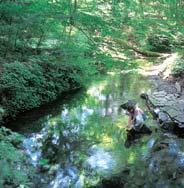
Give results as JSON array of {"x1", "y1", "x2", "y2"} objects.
[{"x1": 9, "y1": 72, "x2": 155, "y2": 187}]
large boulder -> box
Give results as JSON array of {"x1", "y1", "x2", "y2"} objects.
[
  {"x1": 141, "y1": 75, "x2": 184, "y2": 135},
  {"x1": 142, "y1": 91, "x2": 184, "y2": 129}
]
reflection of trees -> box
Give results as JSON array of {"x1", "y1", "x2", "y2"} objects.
[
  {"x1": 120, "y1": 73, "x2": 150, "y2": 102},
  {"x1": 97, "y1": 77, "x2": 121, "y2": 117},
  {"x1": 40, "y1": 116, "x2": 99, "y2": 166},
  {"x1": 105, "y1": 93, "x2": 110, "y2": 116}
]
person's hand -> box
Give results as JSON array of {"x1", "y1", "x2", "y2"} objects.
[
  {"x1": 125, "y1": 111, "x2": 130, "y2": 115},
  {"x1": 126, "y1": 124, "x2": 133, "y2": 130}
]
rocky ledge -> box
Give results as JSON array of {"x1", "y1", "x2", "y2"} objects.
[{"x1": 141, "y1": 76, "x2": 184, "y2": 136}]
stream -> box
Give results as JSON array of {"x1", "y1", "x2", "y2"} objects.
[{"x1": 8, "y1": 72, "x2": 159, "y2": 188}]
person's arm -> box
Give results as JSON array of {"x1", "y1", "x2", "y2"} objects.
[
  {"x1": 127, "y1": 115, "x2": 133, "y2": 129},
  {"x1": 134, "y1": 113, "x2": 144, "y2": 129}
]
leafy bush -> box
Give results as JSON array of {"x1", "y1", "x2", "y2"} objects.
[
  {"x1": 0, "y1": 61, "x2": 82, "y2": 118},
  {"x1": 147, "y1": 34, "x2": 171, "y2": 53},
  {"x1": 0, "y1": 127, "x2": 34, "y2": 188},
  {"x1": 172, "y1": 58, "x2": 184, "y2": 76},
  {"x1": 0, "y1": 142, "x2": 30, "y2": 188}
]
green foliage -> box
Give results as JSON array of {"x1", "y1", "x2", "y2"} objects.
[
  {"x1": 147, "y1": 34, "x2": 171, "y2": 53},
  {"x1": 39, "y1": 158, "x2": 49, "y2": 166},
  {"x1": 0, "y1": 128, "x2": 33, "y2": 187},
  {"x1": 0, "y1": 61, "x2": 82, "y2": 118},
  {"x1": 0, "y1": 143, "x2": 27, "y2": 187},
  {"x1": 172, "y1": 58, "x2": 184, "y2": 76}
]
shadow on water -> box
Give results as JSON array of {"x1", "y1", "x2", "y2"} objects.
[
  {"x1": 7, "y1": 72, "x2": 157, "y2": 188},
  {"x1": 7, "y1": 88, "x2": 86, "y2": 134}
]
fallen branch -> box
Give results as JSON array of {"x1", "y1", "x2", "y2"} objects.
[{"x1": 113, "y1": 38, "x2": 161, "y2": 57}]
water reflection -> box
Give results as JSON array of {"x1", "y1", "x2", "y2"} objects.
[
  {"x1": 11, "y1": 72, "x2": 153, "y2": 187},
  {"x1": 86, "y1": 147, "x2": 116, "y2": 175}
]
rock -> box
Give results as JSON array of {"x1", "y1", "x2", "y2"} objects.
[
  {"x1": 141, "y1": 80, "x2": 184, "y2": 133},
  {"x1": 178, "y1": 179, "x2": 184, "y2": 187},
  {"x1": 48, "y1": 164, "x2": 60, "y2": 176},
  {"x1": 158, "y1": 112, "x2": 169, "y2": 123},
  {"x1": 161, "y1": 122, "x2": 175, "y2": 131},
  {"x1": 140, "y1": 93, "x2": 148, "y2": 100},
  {"x1": 95, "y1": 134, "x2": 184, "y2": 188},
  {"x1": 175, "y1": 82, "x2": 182, "y2": 93},
  {"x1": 39, "y1": 164, "x2": 50, "y2": 172},
  {"x1": 134, "y1": 178, "x2": 145, "y2": 186}
]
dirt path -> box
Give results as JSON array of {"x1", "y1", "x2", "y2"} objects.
[
  {"x1": 138, "y1": 53, "x2": 179, "y2": 77},
  {"x1": 139, "y1": 52, "x2": 184, "y2": 130}
]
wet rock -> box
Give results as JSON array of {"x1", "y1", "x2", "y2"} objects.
[
  {"x1": 96, "y1": 134, "x2": 184, "y2": 188},
  {"x1": 48, "y1": 164, "x2": 60, "y2": 176},
  {"x1": 158, "y1": 112, "x2": 169, "y2": 124},
  {"x1": 141, "y1": 81, "x2": 184, "y2": 134},
  {"x1": 100, "y1": 177, "x2": 124, "y2": 188},
  {"x1": 161, "y1": 122, "x2": 175, "y2": 132},
  {"x1": 39, "y1": 164, "x2": 51, "y2": 172},
  {"x1": 175, "y1": 82, "x2": 182, "y2": 93},
  {"x1": 157, "y1": 84, "x2": 177, "y2": 94},
  {"x1": 141, "y1": 76, "x2": 184, "y2": 133}
]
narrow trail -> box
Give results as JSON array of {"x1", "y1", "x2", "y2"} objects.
[
  {"x1": 138, "y1": 53, "x2": 179, "y2": 77},
  {"x1": 139, "y1": 52, "x2": 184, "y2": 128}
]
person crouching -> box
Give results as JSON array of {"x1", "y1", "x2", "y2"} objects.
[{"x1": 120, "y1": 100, "x2": 152, "y2": 147}]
